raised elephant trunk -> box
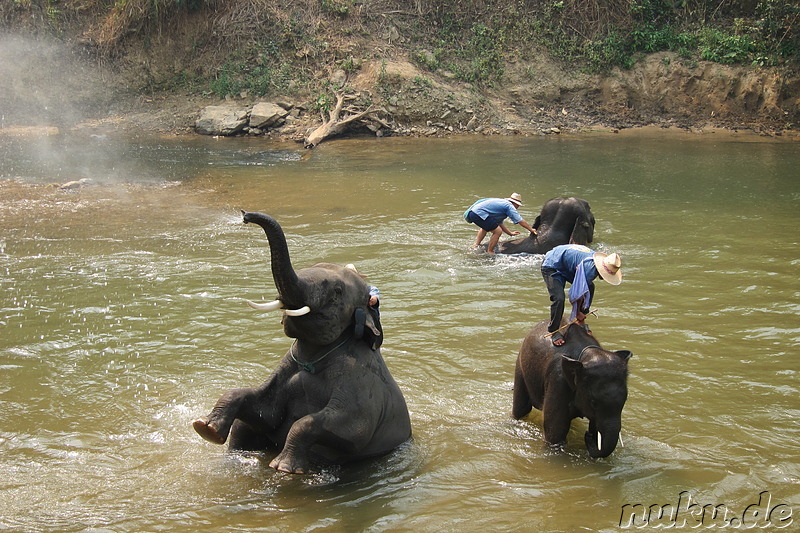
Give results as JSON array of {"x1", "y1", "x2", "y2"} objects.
[{"x1": 242, "y1": 211, "x2": 307, "y2": 312}]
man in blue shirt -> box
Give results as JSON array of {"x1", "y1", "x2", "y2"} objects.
[
  {"x1": 541, "y1": 244, "x2": 623, "y2": 345},
  {"x1": 464, "y1": 193, "x2": 537, "y2": 255}
]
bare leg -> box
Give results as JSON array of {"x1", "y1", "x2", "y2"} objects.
[
  {"x1": 474, "y1": 228, "x2": 487, "y2": 247},
  {"x1": 486, "y1": 227, "x2": 503, "y2": 254}
]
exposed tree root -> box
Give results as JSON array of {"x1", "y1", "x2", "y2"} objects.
[{"x1": 304, "y1": 89, "x2": 390, "y2": 148}]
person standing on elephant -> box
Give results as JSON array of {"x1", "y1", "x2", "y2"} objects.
[
  {"x1": 541, "y1": 244, "x2": 623, "y2": 346},
  {"x1": 464, "y1": 193, "x2": 537, "y2": 255}
]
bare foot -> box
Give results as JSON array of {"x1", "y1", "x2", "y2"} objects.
[{"x1": 551, "y1": 331, "x2": 565, "y2": 346}]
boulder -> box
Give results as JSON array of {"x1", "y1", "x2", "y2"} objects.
[
  {"x1": 195, "y1": 106, "x2": 248, "y2": 136},
  {"x1": 249, "y1": 102, "x2": 289, "y2": 129}
]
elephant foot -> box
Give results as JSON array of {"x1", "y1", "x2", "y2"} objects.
[
  {"x1": 269, "y1": 451, "x2": 308, "y2": 474},
  {"x1": 193, "y1": 418, "x2": 226, "y2": 445}
]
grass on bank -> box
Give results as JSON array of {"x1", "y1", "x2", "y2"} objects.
[{"x1": 2, "y1": 0, "x2": 797, "y2": 97}]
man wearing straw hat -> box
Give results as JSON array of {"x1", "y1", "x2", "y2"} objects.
[
  {"x1": 541, "y1": 244, "x2": 623, "y2": 346},
  {"x1": 464, "y1": 193, "x2": 537, "y2": 255}
]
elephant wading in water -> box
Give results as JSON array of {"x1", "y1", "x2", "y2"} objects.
[
  {"x1": 193, "y1": 211, "x2": 412, "y2": 473},
  {"x1": 512, "y1": 320, "x2": 632, "y2": 458},
  {"x1": 495, "y1": 196, "x2": 595, "y2": 255}
]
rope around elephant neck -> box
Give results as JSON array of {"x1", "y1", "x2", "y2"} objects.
[
  {"x1": 577, "y1": 344, "x2": 602, "y2": 361},
  {"x1": 290, "y1": 334, "x2": 352, "y2": 374}
]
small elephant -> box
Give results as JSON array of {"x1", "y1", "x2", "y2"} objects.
[
  {"x1": 193, "y1": 212, "x2": 412, "y2": 473},
  {"x1": 512, "y1": 320, "x2": 632, "y2": 458},
  {"x1": 495, "y1": 196, "x2": 595, "y2": 255}
]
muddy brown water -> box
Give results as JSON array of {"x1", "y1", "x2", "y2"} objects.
[{"x1": 1, "y1": 132, "x2": 798, "y2": 531}]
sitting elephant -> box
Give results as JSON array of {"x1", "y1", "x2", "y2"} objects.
[
  {"x1": 193, "y1": 211, "x2": 412, "y2": 473},
  {"x1": 494, "y1": 196, "x2": 595, "y2": 255},
  {"x1": 512, "y1": 320, "x2": 632, "y2": 458}
]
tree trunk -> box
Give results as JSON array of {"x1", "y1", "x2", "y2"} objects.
[{"x1": 303, "y1": 92, "x2": 378, "y2": 148}]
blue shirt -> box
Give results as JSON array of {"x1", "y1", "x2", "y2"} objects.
[
  {"x1": 469, "y1": 198, "x2": 523, "y2": 225},
  {"x1": 543, "y1": 244, "x2": 599, "y2": 320},
  {"x1": 541, "y1": 244, "x2": 599, "y2": 283},
  {"x1": 368, "y1": 285, "x2": 380, "y2": 301}
]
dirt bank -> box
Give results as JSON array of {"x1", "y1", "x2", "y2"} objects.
[
  {"x1": 1, "y1": 31, "x2": 797, "y2": 142},
  {"x1": 71, "y1": 54, "x2": 800, "y2": 142}
]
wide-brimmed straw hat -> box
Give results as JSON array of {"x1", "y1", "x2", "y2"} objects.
[
  {"x1": 506, "y1": 192, "x2": 523, "y2": 206},
  {"x1": 593, "y1": 252, "x2": 623, "y2": 285}
]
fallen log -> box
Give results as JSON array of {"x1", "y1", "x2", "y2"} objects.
[{"x1": 303, "y1": 90, "x2": 388, "y2": 148}]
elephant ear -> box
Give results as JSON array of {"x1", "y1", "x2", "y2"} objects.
[
  {"x1": 615, "y1": 350, "x2": 633, "y2": 362},
  {"x1": 561, "y1": 355, "x2": 584, "y2": 390},
  {"x1": 353, "y1": 307, "x2": 383, "y2": 350}
]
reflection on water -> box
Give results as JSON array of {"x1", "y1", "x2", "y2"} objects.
[{"x1": 1, "y1": 133, "x2": 798, "y2": 531}]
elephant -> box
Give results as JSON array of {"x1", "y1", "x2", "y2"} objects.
[
  {"x1": 512, "y1": 320, "x2": 632, "y2": 458},
  {"x1": 193, "y1": 211, "x2": 412, "y2": 473},
  {"x1": 494, "y1": 196, "x2": 595, "y2": 255}
]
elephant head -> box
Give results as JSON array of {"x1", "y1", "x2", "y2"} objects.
[
  {"x1": 241, "y1": 211, "x2": 381, "y2": 348},
  {"x1": 561, "y1": 347, "x2": 632, "y2": 458}
]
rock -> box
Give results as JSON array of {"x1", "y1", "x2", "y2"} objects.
[
  {"x1": 249, "y1": 102, "x2": 289, "y2": 129},
  {"x1": 60, "y1": 178, "x2": 94, "y2": 190},
  {"x1": 195, "y1": 105, "x2": 248, "y2": 136},
  {"x1": 418, "y1": 50, "x2": 437, "y2": 67},
  {"x1": 330, "y1": 69, "x2": 348, "y2": 89}
]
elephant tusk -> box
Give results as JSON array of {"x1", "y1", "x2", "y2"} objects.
[
  {"x1": 618, "y1": 433, "x2": 624, "y2": 448},
  {"x1": 597, "y1": 432, "x2": 602, "y2": 452},
  {"x1": 245, "y1": 299, "x2": 283, "y2": 311},
  {"x1": 284, "y1": 306, "x2": 311, "y2": 317}
]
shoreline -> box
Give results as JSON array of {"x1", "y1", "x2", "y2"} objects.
[
  {"x1": 1, "y1": 91, "x2": 797, "y2": 143},
  {"x1": 2, "y1": 120, "x2": 798, "y2": 144}
]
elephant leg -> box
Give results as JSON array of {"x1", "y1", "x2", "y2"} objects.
[
  {"x1": 193, "y1": 387, "x2": 258, "y2": 445},
  {"x1": 269, "y1": 414, "x2": 320, "y2": 473},
  {"x1": 511, "y1": 365, "x2": 532, "y2": 420},
  {"x1": 541, "y1": 397, "x2": 572, "y2": 446},
  {"x1": 270, "y1": 407, "x2": 372, "y2": 474},
  {"x1": 227, "y1": 419, "x2": 275, "y2": 452}
]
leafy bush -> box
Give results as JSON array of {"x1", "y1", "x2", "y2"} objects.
[{"x1": 698, "y1": 27, "x2": 756, "y2": 63}]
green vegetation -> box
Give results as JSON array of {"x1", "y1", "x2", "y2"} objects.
[
  {"x1": 518, "y1": 0, "x2": 800, "y2": 71},
  {"x1": 2, "y1": 0, "x2": 797, "y2": 95},
  {"x1": 206, "y1": 45, "x2": 298, "y2": 98}
]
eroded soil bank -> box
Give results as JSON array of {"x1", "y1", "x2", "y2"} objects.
[{"x1": 1, "y1": 32, "x2": 798, "y2": 142}]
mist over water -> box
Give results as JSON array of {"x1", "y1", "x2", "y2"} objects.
[
  {"x1": 1, "y1": 133, "x2": 799, "y2": 531},
  {"x1": 0, "y1": 34, "x2": 116, "y2": 129}
]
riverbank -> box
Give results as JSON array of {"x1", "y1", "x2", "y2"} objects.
[
  {"x1": 2, "y1": 41, "x2": 797, "y2": 143},
  {"x1": 3, "y1": 3, "x2": 799, "y2": 144},
  {"x1": 36, "y1": 88, "x2": 800, "y2": 144}
]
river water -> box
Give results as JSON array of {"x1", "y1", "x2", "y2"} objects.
[{"x1": 1, "y1": 131, "x2": 798, "y2": 532}]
